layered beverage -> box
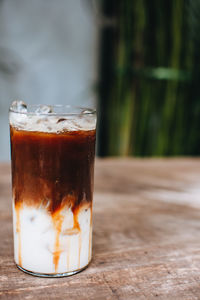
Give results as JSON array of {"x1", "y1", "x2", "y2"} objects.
[{"x1": 9, "y1": 101, "x2": 96, "y2": 277}]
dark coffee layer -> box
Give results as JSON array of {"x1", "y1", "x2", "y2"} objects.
[{"x1": 10, "y1": 126, "x2": 96, "y2": 214}]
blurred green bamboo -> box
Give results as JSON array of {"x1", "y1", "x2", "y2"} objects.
[{"x1": 98, "y1": 0, "x2": 200, "y2": 156}]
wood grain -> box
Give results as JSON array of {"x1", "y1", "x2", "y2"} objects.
[{"x1": 1, "y1": 159, "x2": 200, "y2": 299}]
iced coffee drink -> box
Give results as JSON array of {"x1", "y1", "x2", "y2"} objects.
[{"x1": 9, "y1": 101, "x2": 96, "y2": 277}]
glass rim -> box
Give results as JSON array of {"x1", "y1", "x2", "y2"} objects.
[{"x1": 9, "y1": 104, "x2": 96, "y2": 117}]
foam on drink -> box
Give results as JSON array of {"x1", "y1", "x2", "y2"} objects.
[{"x1": 10, "y1": 102, "x2": 96, "y2": 275}]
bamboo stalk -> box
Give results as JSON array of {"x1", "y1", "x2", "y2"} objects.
[{"x1": 97, "y1": 0, "x2": 197, "y2": 157}]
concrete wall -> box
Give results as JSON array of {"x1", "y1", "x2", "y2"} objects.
[{"x1": 0, "y1": 0, "x2": 97, "y2": 161}]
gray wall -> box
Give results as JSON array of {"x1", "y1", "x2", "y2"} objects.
[{"x1": 0, "y1": 0, "x2": 97, "y2": 161}]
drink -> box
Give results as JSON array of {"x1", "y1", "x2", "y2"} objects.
[{"x1": 9, "y1": 102, "x2": 96, "y2": 277}]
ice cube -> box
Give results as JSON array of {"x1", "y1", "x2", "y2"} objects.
[
  {"x1": 35, "y1": 105, "x2": 53, "y2": 114},
  {"x1": 81, "y1": 109, "x2": 92, "y2": 114},
  {"x1": 10, "y1": 100, "x2": 27, "y2": 113},
  {"x1": 36, "y1": 117, "x2": 48, "y2": 124},
  {"x1": 57, "y1": 118, "x2": 66, "y2": 123},
  {"x1": 70, "y1": 120, "x2": 82, "y2": 130},
  {"x1": 9, "y1": 100, "x2": 28, "y2": 127}
]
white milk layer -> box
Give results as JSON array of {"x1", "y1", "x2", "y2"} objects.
[
  {"x1": 13, "y1": 204, "x2": 92, "y2": 274},
  {"x1": 9, "y1": 111, "x2": 96, "y2": 133}
]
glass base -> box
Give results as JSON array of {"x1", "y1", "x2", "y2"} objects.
[{"x1": 16, "y1": 263, "x2": 90, "y2": 278}]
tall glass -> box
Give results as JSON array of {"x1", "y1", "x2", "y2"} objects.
[{"x1": 9, "y1": 101, "x2": 96, "y2": 277}]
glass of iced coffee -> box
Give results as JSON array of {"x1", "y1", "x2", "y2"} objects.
[{"x1": 9, "y1": 101, "x2": 96, "y2": 277}]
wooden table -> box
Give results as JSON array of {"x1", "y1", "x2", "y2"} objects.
[{"x1": 1, "y1": 159, "x2": 200, "y2": 299}]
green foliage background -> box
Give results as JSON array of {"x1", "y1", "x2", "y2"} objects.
[{"x1": 97, "y1": 0, "x2": 200, "y2": 156}]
